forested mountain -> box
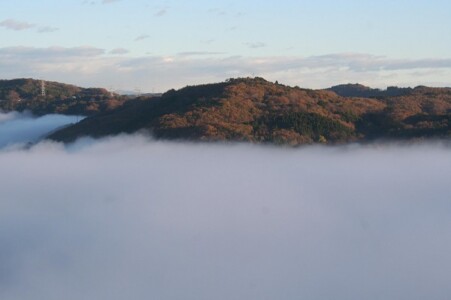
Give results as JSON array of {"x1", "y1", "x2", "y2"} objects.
[
  {"x1": 0, "y1": 78, "x2": 131, "y2": 116},
  {"x1": 48, "y1": 77, "x2": 451, "y2": 145}
]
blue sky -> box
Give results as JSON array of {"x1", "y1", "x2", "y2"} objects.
[{"x1": 1, "y1": 0, "x2": 450, "y2": 91}]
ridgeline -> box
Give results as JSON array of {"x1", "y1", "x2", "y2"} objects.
[
  {"x1": 44, "y1": 77, "x2": 451, "y2": 145},
  {"x1": 0, "y1": 78, "x2": 135, "y2": 116},
  {"x1": 2, "y1": 77, "x2": 450, "y2": 145}
]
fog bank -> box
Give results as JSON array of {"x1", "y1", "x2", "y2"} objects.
[
  {"x1": 1, "y1": 135, "x2": 451, "y2": 300},
  {"x1": 0, "y1": 111, "x2": 81, "y2": 148}
]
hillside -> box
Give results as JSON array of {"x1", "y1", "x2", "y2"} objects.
[
  {"x1": 1, "y1": 77, "x2": 445, "y2": 145},
  {"x1": 49, "y1": 77, "x2": 380, "y2": 144},
  {"x1": 48, "y1": 77, "x2": 451, "y2": 145},
  {"x1": 0, "y1": 78, "x2": 132, "y2": 116}
]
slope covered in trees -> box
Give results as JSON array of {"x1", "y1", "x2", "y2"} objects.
[
  {"x1": 0, "y1": 78, "x2": 130, "y2": 116},
  {"x1": 2, "y1": 77, "x2": 449, "y2": 145},
  {"x1": 48, "y1": 77, "x2": 451, "y2": 145}
]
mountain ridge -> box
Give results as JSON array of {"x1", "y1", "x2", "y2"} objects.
[
  {"x1": 328, "y1": 83, "x2": 414, "y2": 98},
  {"x1": 2, "y1": 77, "x2": 450, "y2": 145},
  {"x1": 0, "y1": 78, "x2": 140, "y2": 116},
  {"x1": 45, "y1": 77, "x2": 451, "y2": 145}
]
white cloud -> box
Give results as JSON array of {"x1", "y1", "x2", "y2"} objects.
[
  {"x1": 177, "y1": 51, "x2": 225, "y2": 57},
  {"x1": 1, "y1": 46, "x2": 451, "y2": 91},
  {"x1": 0, "y1": 19, "x2": 59, "y2": 34},
  {"x1": 0, "y1": 111, "x2": 20, "y2": 123},
  {"x1": 0, "y1": 46, "x2": 104, "y2": 60},
  {"x1": 102, "y1": 0, "x2": 121, "y2": 4},
  {"x1": 0, "y1": 112, "x2": 81, "y2": 148},
  {"x1": 37, "y1": 26, "x2": 59, "y2": 33},
  {"x1": 0, "y1": 132, "x2": 451, "y2": 300},
  {"x1": 155, "y1": 9, "x2": 167, "y2": 17},
  {"x1": 134, "y1": 34, "x2": 150, "y2": 41},
  {"x1": 109, "y1": 48, "x2": 129, "y2": 55},
  {"x1": 305, "y1": 53, "x2": 451, "y2": 72},
  {"x1": 245, "y1": 42, "x2": 266, "y2": 49},
  {"x1": 0, "y1": 111, "x2": 81, "y2": 151},
  {"x1": 0, "y1": 19, "x2": 35, "y2": 31}
]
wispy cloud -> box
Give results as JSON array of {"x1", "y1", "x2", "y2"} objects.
[
  {"x1": 298, "y1": 53, "x2": 451, "y2": 72},
  {"x1": 0, "y1": 19, "x2": 59, "y2": 34},
  {"x1": 0, "y1": 46, "x2": 105, "y2": 60},
  {"x1": 155, "y1": 9, "x2": 167, "y2": 17},
  {"x1": 109, "y1": 48, "x2": 129, "y2": 55},
  {"x1": 37, "y1": 26, "x2": 59, "y2": 33},
  {"x1": 207, "y1": 8, "x2": 227, "y2": 16},
  {"x1": 134, "y1": 34, "x2": 150, "y2": 41},
  {"x1": 245, "y1": 42, "x2": 266, "y2": 49},
  {"x1": 201, "y1": 39, "x2": 215, "y2": 44},
  {"x1": 102, "y1": 0, "x2": 121, "y2": 4},
  {"x1": 0, "y1": 19, "x2": 35, "y2": 31},
  {"x1": 177, "y1": 51, "x2": 225, "y2": 57},
  {"x1": 1, "y1": 46, "x2": 451, "y2": 91}
]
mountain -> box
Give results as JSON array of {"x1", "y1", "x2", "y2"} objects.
[
  {"x1": 2, "y1": 77, "x2": 448, "y2": 145},
  {"x1": 48, "y1": 77, "x2": 451, "y2": 145},
  {"x1": 328, "y1": 83, "x2": 412, "y2": 98},
  {"x1": 0, "y1": 78, "x2": 132, "y2": 116}
]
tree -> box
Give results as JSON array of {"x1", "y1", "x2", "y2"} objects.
[{"x1": 7, "y1": 90, "x2": 21, "y2": 102}]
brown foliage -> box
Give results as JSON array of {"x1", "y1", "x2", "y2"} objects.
[{"x1": 49, "y1": 77, "x2": 451, "y2": 144}]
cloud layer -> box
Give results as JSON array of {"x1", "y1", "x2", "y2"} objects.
[
  {"x1": 0, "y1": 19, "x2": 34, "y2": 31},
  {"x1": 1, "y1": 128, "x2": 451, "y2": 299},
  {"x1": 1, "y1": 46, "x2": 450, "y2": 91},
  {"x1": 0, "y1": 112, "x2": 80, "y2": 148},
  {"x1": 0, "y1": 19, "x2": 59, "y2": 33}
]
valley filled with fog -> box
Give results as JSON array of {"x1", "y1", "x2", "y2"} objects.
[
  {"x1": 1, "y1": 112, "x2": 451, "y2": 300},
  {"x1": 0, "y1": 111, "x2": 81, "y2": 148}
]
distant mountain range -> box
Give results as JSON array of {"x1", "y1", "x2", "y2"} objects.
[
  {"x1": 1, "y1": 77, "x2": 450, "y2": 145},
  {"x1": 328, "y1": 83, "x2": 413, "y2": 98}
]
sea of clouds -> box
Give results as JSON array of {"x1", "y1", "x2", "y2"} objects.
[
  {"x1": 1, "y1": 112, "x2": 451, "y2": 300},
  {"x1": 0, "y1": 111, "x2": 80, "y2": 148}
]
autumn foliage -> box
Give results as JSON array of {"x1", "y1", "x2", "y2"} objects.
[{"x1": 48, "y1": 77, "x2": 451, "y2": 145}]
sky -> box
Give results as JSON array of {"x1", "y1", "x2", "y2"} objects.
[
  {"x1": 1, "y1": 114, "x2": 451, "y2": 299},
  {"x1": 1, "y1": 0, "x2": 451, "y2": 91}
]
